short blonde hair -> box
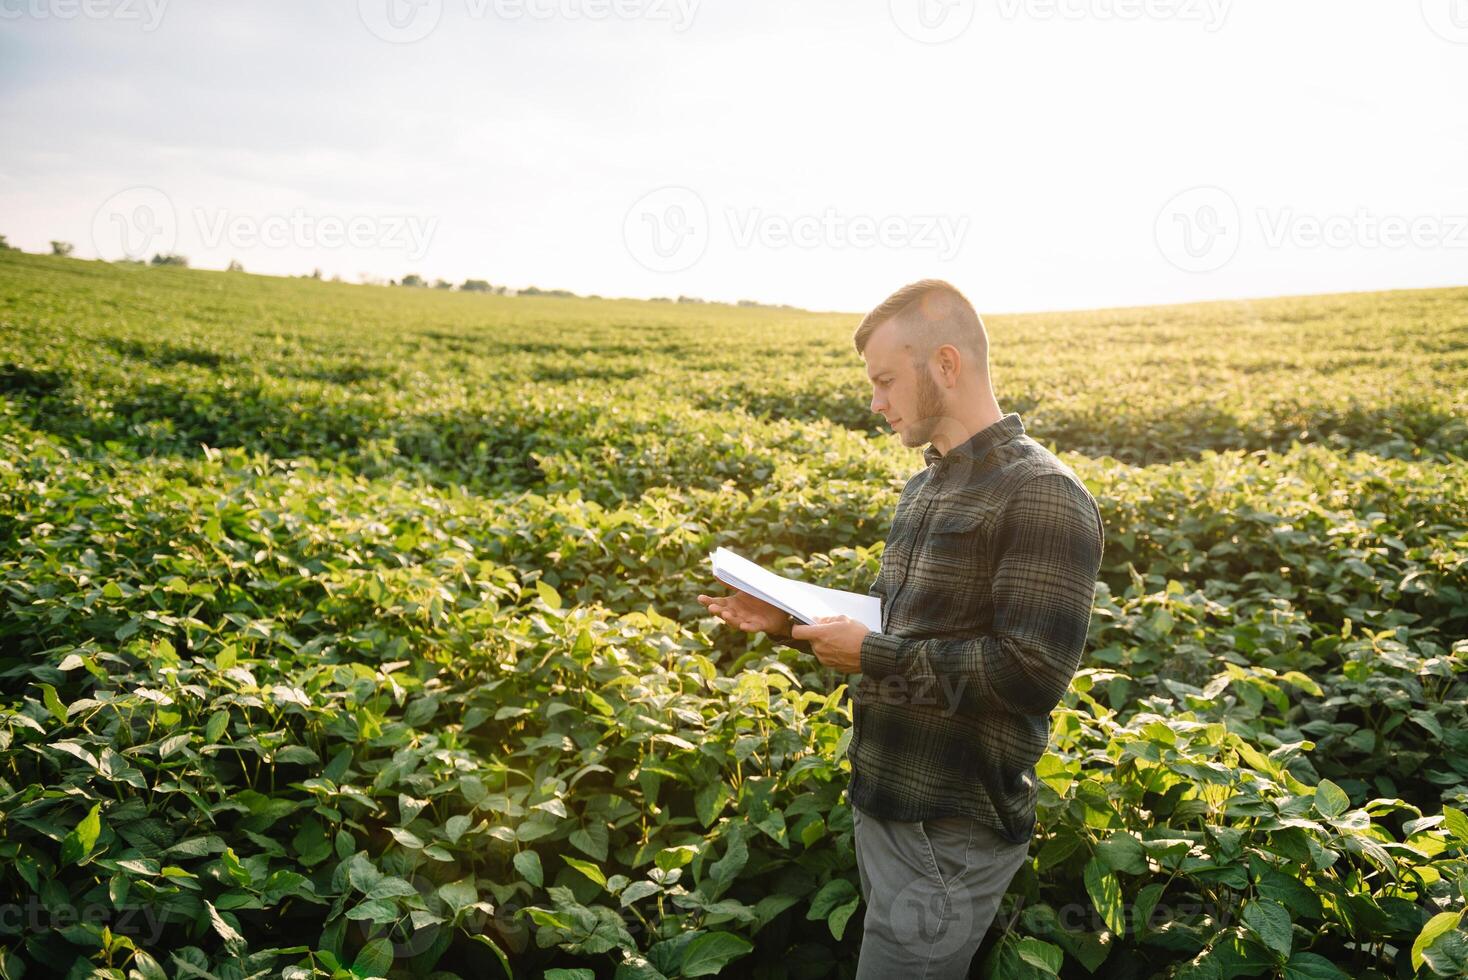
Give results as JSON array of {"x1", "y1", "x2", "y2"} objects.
[{"x1": 853, "y1": 279, "x2": 987, "y2": 370}]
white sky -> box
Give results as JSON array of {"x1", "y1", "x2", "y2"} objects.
[{"x1": 2, "y1": 0, "x2": 1466, "y2": 313}]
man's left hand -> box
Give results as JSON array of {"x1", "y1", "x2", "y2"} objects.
[{"x1": 790, "y1": 615, "x2": 870, "y2": 673}]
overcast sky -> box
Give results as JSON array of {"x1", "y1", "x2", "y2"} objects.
[{"x1": 2, "y1": 1, "x2": 1466, "y2": 312}]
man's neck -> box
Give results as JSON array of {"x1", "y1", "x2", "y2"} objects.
[{"x1": 929, "y1": 399, "x2": 1004, "y2": 456}]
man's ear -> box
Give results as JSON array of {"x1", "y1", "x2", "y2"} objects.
[{"x1": 937, "y1": 344, "x2": 961, "y2": 385}]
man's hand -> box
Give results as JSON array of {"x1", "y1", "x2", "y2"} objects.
[
  {"x1": 792, "y1": 615, "x2": 870, "y2": 673},
  {"x1": 697, "y1": 588, "x2": 789, "y2": 635}
]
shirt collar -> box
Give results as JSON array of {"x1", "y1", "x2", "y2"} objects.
[{"x1": 923, "y1": 412, "x2": 1025, "y2": 468}]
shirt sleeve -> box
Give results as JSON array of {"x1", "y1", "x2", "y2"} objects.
[{"x1": 856, "y1": 472, "x2": 1104, "y2": 717}]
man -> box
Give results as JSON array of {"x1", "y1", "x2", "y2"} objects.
[{"x1": 698, "y1": 279, "x2": 1105, "y2": 978}]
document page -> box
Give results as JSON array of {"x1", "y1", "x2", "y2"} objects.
[{"x1": 708, "y1": 547, "x2": 883, "y2": 633}]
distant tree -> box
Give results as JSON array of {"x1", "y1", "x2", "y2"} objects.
[
  {"x1": 310, "y1": 268, "x2": 323, "y2": 280},
  {"x1": 461, "y1": 279, "x2": 493, "y2": 293},
  {"x1": 493, "y1": 285, "x2": 507, "y2": 295},
  {"x1": 150, "y1": 253, "x2": 189, "y2": 267},
  {"x1": 0, "y1": 234, "x2": 11, "y2": 250},
  {"x1": 676, "y1": 295, "x2": 705, "y2": 304},
  {"x1": 648, "y1": 297, "x2": 671, "y2": 303},
  {"x1": 400, "y1": 274, "x2": 425, "y2": 287},
  {"x1": 227, "y1": 259, "x2": 245, "y2": 273},
  {"x1": 50, "y1": 241, "x2": 74, "y2": 257},
  {"x1": 433, "y1": 279, "x2": 453, "y2": 289},
  {"x1": 738, "y1": 299, "x2": 760, "y2": 307},
  {"x1": 520, "y1": 286, "x2": 576, "y2": 297}
]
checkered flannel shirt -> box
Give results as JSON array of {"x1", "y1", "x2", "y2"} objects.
[{"x1": 779, "y1": 412, "x2": 1104, "y2": 844}]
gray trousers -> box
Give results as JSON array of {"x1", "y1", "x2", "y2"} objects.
[{"x1": 851, "y1": 804, "x2": 1030, "y2": 979}]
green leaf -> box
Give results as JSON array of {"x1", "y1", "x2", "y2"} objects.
[
  {"x1": 828, "y1": 897, "x2": 860, "y2": 941},
  {"x1": 621, "y1": 881, "x2": 661, "y2": 907},
  {"x1": 1413, "y1": 911, "x2": 1465, "y2": 972},
  {"x1": 158, "y1": 733, "x2": 192, "y2": 759},
  {"x1": 535, "y1": 579, "x2": 563, "y2": 609},
  {"x1": 708, "y1": 832, "x2": 747, "y2": 898},
  {"x1": 1242, "y1": 899, "x2": 1293, "y2": 960},
  {"x1": 467, "y1": 933, "x2": 514, "y2": 979},
  {"x1": 1015, "y1": 937, "x2": 1064, "y2": 975},
  {"x1": 564, "y1": 855, "x2": 608, "y2": 888},
  {"x1": 444, "y1": 814, "x2": 471, "y2": 844},
  {"x1": 438, "y1": 877, "x2": 478, "y2": 914},
  {"x1": 353, "y1": 938, "x2": 394, "y2": 978},
  {"x1": 514, "y1": 850, "x2": 543, "y2": 887},
  {"x1": 1312, "y1": 780, "x2": 1350, "y2": 819},
  {"x1": 1442, "y1": 806, "x2": 1468, "y2": 843},
  {"x1": 205, "y1": 710, "x2": 229, "y2": 743},
  {"x1": 655, "y1": 845, "x2": 698, "y2": 873},
  {"x1": 545, "y1": 971, "x2": 596, "y2": 980},
  {"x1": 205, "y1": 900, "x2": 245, "y2": 955},
  {"x1": 1095, "y1": 831, "x2": 1148, "y2": 875},
  {"x1": 1083, "y1": 856, "x2": 1124, "y2": 935},
  {"x1": 680, "y1": 931, "x2": 753, "y2": 977},
  {"x1": 570, "y1": 822, "x2": 609, "y2": 861},
  {"x1": 38, "y1": 683, "x2": 68, "y2": 725},
  {"x1": 1282, "y1": 951, "x2": 1351, "y2": 980},
  {"x1": 60, "y1": 802, "x2": 103, "y2": 865},
  {"x1": 807, "y1": 878, "x2": 857, "y2": 921}
]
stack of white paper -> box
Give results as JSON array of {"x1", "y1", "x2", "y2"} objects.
[{"x1": 708, "y1": 546, "x2": 883, "y2": 634}]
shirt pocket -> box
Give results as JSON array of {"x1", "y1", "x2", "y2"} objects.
[
  {"x1": 920, "y1": 508, "x2": 991, "y2": 630},
  {"x1": 925, "y1": 508, "x2": 986, "y2": 573}
]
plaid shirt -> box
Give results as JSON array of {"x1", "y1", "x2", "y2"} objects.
[{"x1": 780, "y1": 412, "x2": 1104, "y2": 844}]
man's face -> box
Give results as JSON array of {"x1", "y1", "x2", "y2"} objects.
[{"x1": 864, "y1": 319, "x2": 949, "y2": 449}]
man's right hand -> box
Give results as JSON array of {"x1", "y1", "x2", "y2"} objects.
[{"x1": 697, "y1": 587, "x2": 792, "y2": 636}]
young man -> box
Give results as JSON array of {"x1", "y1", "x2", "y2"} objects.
[{"x1": 698, "y1": 279, "x2": 1105, "y2": 978}]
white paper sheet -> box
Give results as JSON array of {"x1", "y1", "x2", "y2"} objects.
[{"x1": 708, "y1": 546, "x2": 883, "y2": 633}]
